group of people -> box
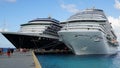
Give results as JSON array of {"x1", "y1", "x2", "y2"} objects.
[
  {"x1": 6, "y1": 48, "x2": 14, "y2": 57},
  {"x1": 0, "y1": 48, "x2": 14, "y2": 57}
]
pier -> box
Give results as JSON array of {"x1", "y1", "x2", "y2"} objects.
[{"x1": 0, "y1": 51, "x2": 35, "y2": 68}]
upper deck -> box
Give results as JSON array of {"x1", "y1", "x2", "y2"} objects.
[
  {"x1": 21, "y1": 17, "x2": 60, "y2": 26},
  {"x1": 67, "y1": 8, "x2": 107, "y2": 22}
]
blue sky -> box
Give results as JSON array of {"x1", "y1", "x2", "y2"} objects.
[{"x1": 0, "y1": 0, "x2": 120, "y2": 48}]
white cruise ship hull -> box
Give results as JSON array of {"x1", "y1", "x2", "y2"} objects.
[{"x1": 58, "y1": 30, "x2": 118, "y2": 55}]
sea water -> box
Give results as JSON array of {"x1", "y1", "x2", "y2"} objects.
[{"x1": 37, "y1": 52, "x2": 120, "y2": 68}]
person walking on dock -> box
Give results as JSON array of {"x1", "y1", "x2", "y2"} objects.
[
  {"x1": 0, "y1": 48, "x2": 3, "y2": 55},
  {"x1": 7, "y1": 48, "x2": 11, "y2": 57}
]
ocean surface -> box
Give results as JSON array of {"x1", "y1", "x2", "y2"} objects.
[{"x1": 37, "y1": 52, "x2": 120, "y2": 68}]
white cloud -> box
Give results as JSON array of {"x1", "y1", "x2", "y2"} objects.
[
  {"x1": 108, "y1": 16, "x2": 120, "y2": 45},
  {"x1": 61, "y1": 3, "x2": 79, "y2": 13},
  {"x1": 0, "y1": 28, "x2": 8, "y2": 32},
  {"x1": 2, "y1": 0, "x2": 16, "y2": 3},
  {"x1": 108, "y1": 16, "x2": 120, "y2": 28},
  {"x1": 114, "y1": 0, "x2": 120, "y2": 10}
]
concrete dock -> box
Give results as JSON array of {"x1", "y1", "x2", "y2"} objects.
[{"x1": 0, "y1": 51, "x2": 35, "y2": 68}]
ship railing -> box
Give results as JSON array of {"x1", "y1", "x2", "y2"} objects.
[
  {"x1": 62, "y1": 25, "x2": 107, "y2": 34},
  {"x1": 20, "y1": 29, "x2": 45, "y2": 33},
  {"x1": 62, "y1": 24, "x2": 101, "y2": 29},
  {"x1": 62, "y1": 24, "x2": 99, "y2": 29}
]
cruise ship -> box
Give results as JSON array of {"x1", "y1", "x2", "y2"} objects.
[
  {"x1": 1, "y1": 17, "x2": 67, "y2": 49},
  {"x1": 58, "y1": 8, "x2": 119, "y2": 55}
]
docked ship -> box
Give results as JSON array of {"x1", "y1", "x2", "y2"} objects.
[
  {"x1": 1, "y1": 17, "x2": 67, "y2": 49},
  {"x1": 58, "y1": 8, "x2": 119, "y2": 55}
]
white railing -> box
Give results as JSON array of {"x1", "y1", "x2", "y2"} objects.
[{"x1": 61, "y1": 24, "x2": 108, "y2": 34}]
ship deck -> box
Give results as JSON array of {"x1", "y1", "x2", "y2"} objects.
[{"x1": 1, "y1": 31, "x2": 59, "y2": 39}]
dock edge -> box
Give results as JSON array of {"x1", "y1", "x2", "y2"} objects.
[{"x1": 32, "y1": 51, "x2": 42, "y2": 68}]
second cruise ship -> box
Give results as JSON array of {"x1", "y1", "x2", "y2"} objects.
[{"x1": 58, "y1": 8, "x2": 119, "y2": 55}]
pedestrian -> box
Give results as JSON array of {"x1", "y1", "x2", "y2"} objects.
[
  {"x1": 7, "y1": 48, "x2": 11, "y2": 57},
  {"x1": 0, "y1": 48, "x2": 3, "y2": 55},
  {"x1": 10, "y1": 49, "x2": 14, "y2": 54}
]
